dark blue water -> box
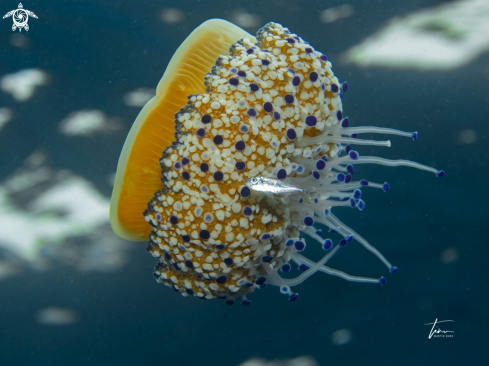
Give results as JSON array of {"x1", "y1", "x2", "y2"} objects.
[{"x1": 0, "y1": 0, "x2": 486, "y2": 365}]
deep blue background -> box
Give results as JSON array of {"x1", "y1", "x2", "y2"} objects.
[{"x1": 0, "y1": 0, "x2": 487, "y2": 365}]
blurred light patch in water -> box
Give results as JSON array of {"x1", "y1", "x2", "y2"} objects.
[
  {"x1": 345, "y1": 0, "x2": 489, "y2": 70},
  {"x1": 319, "y1": 4, "x2": 354, "y2": 24},
  {"x1": 10, "y1": 33, "x2": 29, "y2": 49},
  {"x1": 440, "y1": 247, "x2": 459, "y2": 264},
  {"x1": 238, "y1": 356, "x2": 318, "y2": 366},
  {"x1": 230, "y1": 9, "x2": 262, "y2": 30},
  {"x1": 0, "y1": 69, "x2": 48, "y2": 101},
  {"x1": 331, "y1": 328, "x2": 352, "y2": 345},
  {"x1": 36, "y1": 307, "x2": 79, "y2": 326},
  {"x1": 0, "y1": 108, "x2": 12, "y2": 132},
  {"x1": 455, "y1": 129, "x2": 478, "y2": 144},
  {"x1": 0, "y1": 152, "x2": 132, "y2": 273},
  {"x1": 123, "y1": 88, "x2": 155, "y2": 107},
  {"x1": 160, "y1": 8, "x2": 185, "y2": 24},
  {"x1": 59, "y1": 110, "x2": 122, "y2": 136},
  {"x1": 0, "y1": 260, "x2": 20, "y2": 281}
]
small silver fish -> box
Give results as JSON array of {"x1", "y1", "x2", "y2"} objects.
[{"x1": 244, "y1": 176, "x2": 309, "y2": 196}]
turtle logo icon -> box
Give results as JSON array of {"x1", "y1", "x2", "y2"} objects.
[{"x1": 3, "y1": 3, "x2": 37, "y2": 32}]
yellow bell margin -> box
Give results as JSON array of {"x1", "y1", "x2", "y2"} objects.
[{"x1": 109, "y1": 19, "x2": 256, "y2": 241}]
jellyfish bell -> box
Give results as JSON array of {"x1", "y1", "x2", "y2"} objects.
[
  {"x1": 110, "y1": 20, "x2": 444, "y2": 304},
  {"x1": 109, "y1": 19, "x2": 255, "y2": 242}
]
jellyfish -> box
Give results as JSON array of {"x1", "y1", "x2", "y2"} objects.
[{"x1": 109, "y1": 20, "x2": 444, "y2": 305}]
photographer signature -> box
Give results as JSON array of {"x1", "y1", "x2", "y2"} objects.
[{"x1": 424, "y1": 319, "x2": 454, "y2": 339}]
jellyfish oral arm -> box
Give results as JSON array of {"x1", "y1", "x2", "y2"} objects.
[{"x1": 354, "y1": 156, "x2": 443, "y2": 176}]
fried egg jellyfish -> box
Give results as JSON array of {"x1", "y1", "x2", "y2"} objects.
[{"x1": 110, "y1": 20, "x2": 444, "y2": 305}]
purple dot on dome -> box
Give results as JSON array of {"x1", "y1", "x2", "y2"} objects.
[
  {"x1": 164, "y1": 251, "x2": 172, "y2": 261},
  {"x1": 196, "y1": 128, "x2": 206, "y2": 138},
  {"x1": 342, "y1": 81, "x2": 349, "y2": 92},
  {"x1": 293, "y1": 36, "x2": 300, "y2": 41},
  {"x1": 246, "y1": 48, "x2": 254, "y2": 54},
  {"x1": 305, "y1": 115, "x2": 317, "y2": 127},
  {"x1": 320, "y1": 55, "x2": 328, "y2": 61},
  {"x1": 182, "y1": 157, "x2": 190, "y2": 166},
  {"x1": 247, "y1": 108, "x2": 257, "y2": 117},
  {"x1": 305, "y1": 47, "x2": 313, "y2": 53},
  {"x1": 224, "y1": 257, "x2": 233, "y2": 266},
  {"x1": 250, "y1": 83, "x2": 259, "y2": 92},
  {"x1": 339, "y1": 93, "x2": 344, "y2": 100},
  {"x1": 237, "y1": 70, "x2": 246, "y2": 77},
  {"x1": 240, "y1": 186, "x2": 251, "y2": 198},
  {"x1": 230, "y1": 68, "x2": 238, "y2": 73},
  {"x1": 214, "y1": 171, "x2": 224, "y2": 181},
  {"x1": 235, "y1": 141, "x2": 246, "y2": 151},
  {"x1": 263, "y1": 102, "x2": 273, "y2": 113},
  {"x1": 294, "y1": 241, "x2": 305, "y2": 252},
  {"x1": 185, "y1": 260, "x2": 194, "y2": 269},
  {"x1": 284, "y1": 94, "x2": 294, "y2": 104},
  {"x1": 199, "y1": 230, "x2": 210, "y2": 240},
  {"x1": 182, "y1": 234, "x2": 190, "y2": 242},
  {"x1": 303, "y1": 216, "x2": 314, "y2": 226},
  {"x1": 170, "y1": 215, "x2": 178, "y2": 225},
  {"x1": 229, "y1": 78, "x2": 239, "y2": 86},
  {"x1": 239, "y1": 124, "x2": 249, "y2": 133},
  {"x1": 235, "y1": 161, "x2": 246, "y2": 171},
  {"x1": 288, "y1": 68, "x2": 295, "y2": 75},
  {"x1": 292, "y1": 76, "x2": 301, "y2": 86},
  {"x1": 243, "y1": 206, "x2": 253, "y2": 216},
  {"x1": 273, "y1": 111, "x2": 281, "y2": 121},
  {"x1": 309, "y1": 72, "x2": 318, "y2": 82},
  {"x1": 349, "y1": 150, "x2": 359, "y2": 160},
  {"x1": 213, "y1": 135, "x2": 223, "y2": 145},
  {"x1": 201, "y1": 114, "x2": 212, "y2": 124},
  {"x1": 286, "y1": 129, "x2": 296, "y2": 140},
  {"x1": 316, "y1": 159, "x2": 326, "y2": 171},
  {"x1": 261, "y1": 59, "x2": 270, "y2": 65},
  {"x1": 277, "y1": 169, "x2": 287, "y2": 179},
  {"x1": 342, "y1": 117, "x2": 350, "y2": 128},
  {"x1": 216, "y1": 276, "x2": 227, "y2": 284},
  {"x1": 200, "y1": 163, "x2": 209, "y2": 172},
  {"x1": 181, "y1": 171, "x2": 190, "y2": 180},
  {"x1": 215, "y1": 244, "x2": 225, "y2": 250},
  {"x1": 331, "y1": 84, "x2": 339, "y2": 93},
  {"x1": 286, "y1": 38, "x2": 295, "y2": 44},
  {"x1": 321, "y1": 83, "x2": 325, "y2": 91},
  {"x1": 155, "y1": 213, "x2": 162, "y2": 221},
  {"x1": 185, "y1": 289, "x2": 194, "y2": 295},
  {"x1": 337, "y1": 111, "x2": 343, "y2": 121},
  {"x1": 173, "y1": 162, "x2": 181, "y2": 170}
]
